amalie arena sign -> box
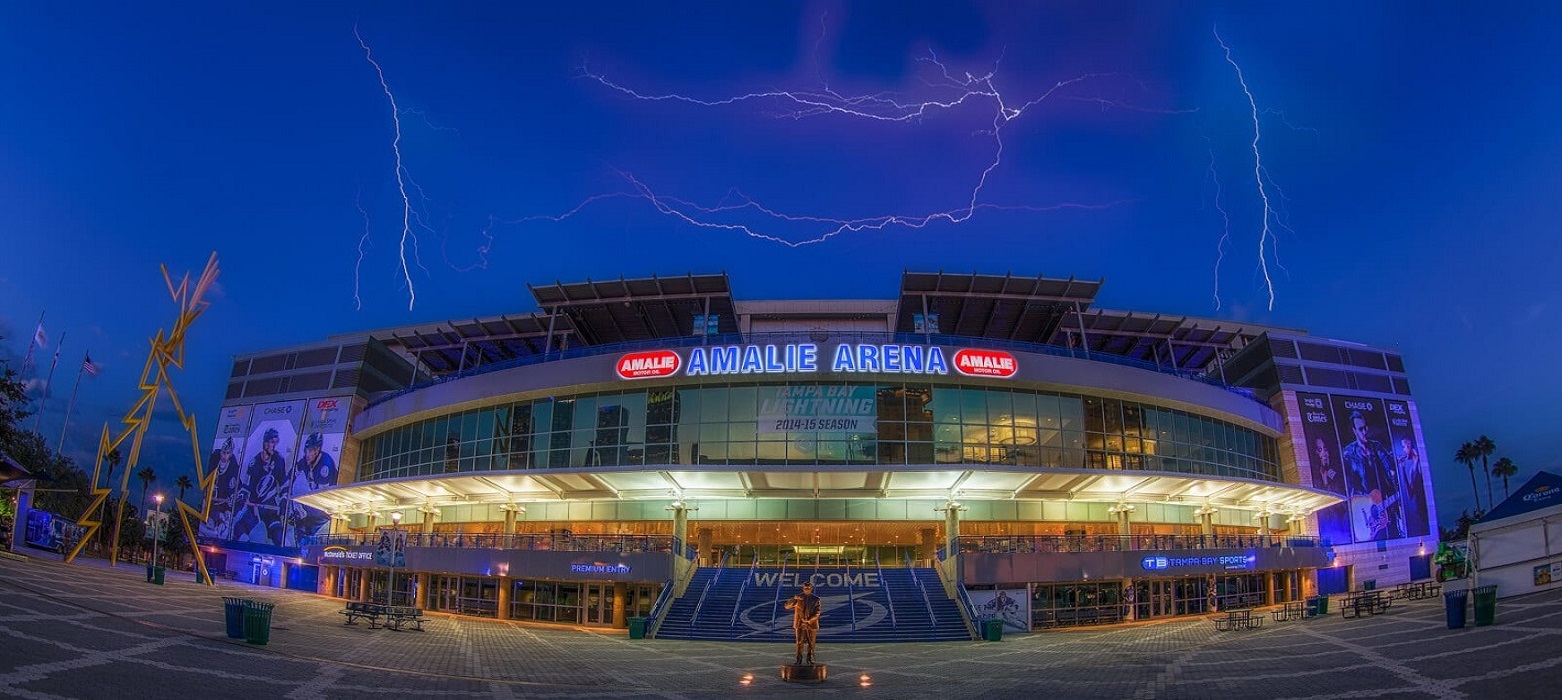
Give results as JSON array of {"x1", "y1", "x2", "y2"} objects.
[{"x1": 615, "y1": 343, "x2": 1017, "y2": 380}]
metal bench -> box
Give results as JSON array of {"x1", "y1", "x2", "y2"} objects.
[
  {"x1": 384, "y1": 606, "x2": 427, "y2": 631},
  {"x1": 340, "y1": 602, "x2": 386, "y2": 626}
]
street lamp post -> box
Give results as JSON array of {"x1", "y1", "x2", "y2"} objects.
[
  {"x1": 386, "y1": 511, "x2": 403, "y2": 609},
  {"x1": 149, "y1": 494, "x2": 164, "y2": 580}
]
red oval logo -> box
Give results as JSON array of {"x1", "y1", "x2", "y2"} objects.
[
  {"x1": 615, "y1": 350, "x2": 681, "y2": 379},
  {"x1": 952, "y1": 349, "x2": 1018, "y2": 378}
]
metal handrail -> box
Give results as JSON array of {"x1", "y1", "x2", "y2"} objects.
[
  {"x1": 302, "y1": 532, "x2": 674, "y2": 553},
  {"x1": 691, "y1": 551, "x2": 727, "y2": 626},
  {"x1": 645, "y1": 578, "x2": 675, "y2": 638},
  {"x1": 956, "y1": 533, "x2": 1321, "y2": 555},
  {"x1": 768, "y1": 551, "x2": 791, "y2": 627},
  {"x1": 907, "y1": 562, "x2": 936, "y2": 626},
  {"x1": 730, "y1": 554, "x2": 760, "y2": 629},
  {"x1": 846, "y1": 557, "x2": 857, "y2": 632},
  {"x1": 952, "y1": 581, "x2": 981, "y2": 639},
  {"x1": 879, "y1": 549, "x2": 896, "y2": 629}
]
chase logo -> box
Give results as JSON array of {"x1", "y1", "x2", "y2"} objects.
[{"x1": 1141, "y1": 555, "x2": 1169, "y2": 571}]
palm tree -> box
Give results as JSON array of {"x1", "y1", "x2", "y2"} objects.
[
  {"x1": 1455, "y1": 442, "x2": 1482, "y2": 512},
  {"x1": 175, "y1": 474, "x2": 193, "y2": 504},
  {"x1": 102, "y1": 448, "x2": 122, "y2": 487},
  {"x1": 136, "y1": 466, "x2": 157, "y2": 516},
  {"x1": 1491, "y1": 457, "x2": 1519, "y2": 501},
  {"x1": 1474, "y1": 435, "x2": 1496, "y2": 509}
]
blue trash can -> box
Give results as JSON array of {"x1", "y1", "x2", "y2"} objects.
[
  {"x1": 223, "y1": 597, "x2": 247, "y2": 638},
  {"x1": 1443, "y1": 589, "x2": 1468, "y2": 629}
]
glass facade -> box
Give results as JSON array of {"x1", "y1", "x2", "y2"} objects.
[{"x1": 359, "y1": 382, "x2": 1279, "y2": 483}]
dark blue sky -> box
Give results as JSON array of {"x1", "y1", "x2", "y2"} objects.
[{"x1": 3, "y1": 2, "x2": 1557, "y2": 527}]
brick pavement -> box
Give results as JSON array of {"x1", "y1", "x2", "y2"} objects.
[{"x1": 1, "y1": 551, "x2": 1557, "y2": 699}]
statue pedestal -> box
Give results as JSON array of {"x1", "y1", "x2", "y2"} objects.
[{"x1": 780, "y1": 663, "x2": 827, "y2": 683}]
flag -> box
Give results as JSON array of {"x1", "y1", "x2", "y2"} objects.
[
  {"x1": 82, "y1": 353, "x2": 100, "y2": 377},
  {"x1": 33, "y1": 323, "x2": 47, "y2": 348}
]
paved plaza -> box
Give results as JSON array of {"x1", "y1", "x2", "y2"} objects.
[{"x1": 0, "y1": 552, "x2": 1558, "y2": 699}]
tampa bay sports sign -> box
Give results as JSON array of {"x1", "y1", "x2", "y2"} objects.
[{"x1": 614, "y1": 343, "x2": 1017, "y2": 380}]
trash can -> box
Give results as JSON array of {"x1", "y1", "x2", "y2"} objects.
[
  {"x1": 146, "y1": 564, "x2": 154, "y2": 582},
  {"x1": 1362, "y1": 580, "x2": 1376, "y2": 591},
  {"x1": 194, "y1": 568, "x2": 208, "y2": 585},
  {"x1": 1316, "y1": 595, "x2": 1329, "y2": 615},
  {"x1": 1473, "y1": 585, "x2": 1497, "y2": 626},
  {"x1": 627, "y1": 617, "x2": 647, "y2": 640},
  {"x1": 152, "y1": 566, "x2": 165, "y2": 585},
  {"x1": 1304, "y1": 597, "x2": 1319, "y2": 618},
  {"x1": 243, "y1": 601, "x2": 275, "y2": 645},
  {"x1": 222, "y1": 597, "x2": 247, "y2": 639},
  {"x1": 1444, "y1": 589, "x2": 1469, "y2": 629},
  {"x1": 983, "y1": 619, "x2": 1004, "y2": 641}
]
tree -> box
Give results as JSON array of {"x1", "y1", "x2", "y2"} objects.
[
  {"x1": 174, "y1": 474, "x2": 193, "y2": 504},
  {"x1": 136, "y1": 466, "x2": 156, "y2": 517},
  {"x1": 0, "y1": 364, "x2": 32, "y2": 451},
  {"x1": 102, "y1": 448, "x2": 122, "y2": 488},
  {"x1": 1491, "y1": 457, "x2": 1519, "y2": 501},
  {"x1": 1474, "y1": 435, "x2": 1496, "y2": 510},
  {"x1": 1455, "y1": 443, "x2": 1482, "y2": 512}
]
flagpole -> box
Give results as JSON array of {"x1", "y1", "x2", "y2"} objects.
[
  {"x1": 20, "y1": 311, "x2": 43, "y2": 372},
  {"x1": 56, "y1": 351, "x2": 89, "y2": 457},
  {"x1": 32, "y1": 331, "x2": 64, "y2": 434}
]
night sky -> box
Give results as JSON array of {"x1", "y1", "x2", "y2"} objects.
[{"x1": 3, "y1": 2, "x2": 1558, "y2": 529}]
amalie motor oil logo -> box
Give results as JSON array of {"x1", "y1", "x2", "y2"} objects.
[
  {"x1": 952, "y1": 349, "x2": 1018, "y2": 377},
  {"x1": 615, "y1": 350, "x2": 682, "y2": 379}
]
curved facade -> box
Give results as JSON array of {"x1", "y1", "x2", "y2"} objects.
[{"x1": 203, "y1": 273, "x2": 1437, "y2": 636}]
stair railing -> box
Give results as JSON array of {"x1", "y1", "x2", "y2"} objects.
[
  {"x1": 952, "y1": 580, "x2": 982, "y2": 640},
  {"x1": 730, "y1": 549, "x2": 760, "y2": 629},
  {"x1": 846, "y1": 556, "x2": 858, "y2": 632},
  {"x1": 769, "y1": 550, "x2": 791, "y2": 628},
  {"x1": 690, "y1": 550, "x2": 728, "y2": 626},
  {"x1": 909, "y1": 564, "x2": 936, "y2": 626},
  {"x1": 879, "y1": 549, "x2": 897, "y2": 629},
  {"x1": 645, "y1": 578, "x2": 676, "y2": 638}
]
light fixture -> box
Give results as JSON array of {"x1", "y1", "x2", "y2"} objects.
[
  {"x1": 1108, "y1": 502, "x2": 1136, "y2": 515},
  {"x1": 390, "y1": 511, "x2": 403, "y2": 525},
  {"x1": 1194, "y1": 504, "x2": 1219, "y2": 517}
]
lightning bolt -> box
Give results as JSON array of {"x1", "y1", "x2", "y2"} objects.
[
  {"x1": 1204, "y1": 139, "x2": 1232, "y2": 311},
  {"x1": 356, "y1": 27, "x2": 418, "y2": 311},
  {"x1": 353, "y1": 187, "x2": 372, "y2": 311},
  {"x1": 1214, "y1": 27, "x2": 1278, "y2": 311}
]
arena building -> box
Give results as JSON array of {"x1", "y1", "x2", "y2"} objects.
[{"x1": 198, "y1": 272, "x2": 1439, "y2": 640}]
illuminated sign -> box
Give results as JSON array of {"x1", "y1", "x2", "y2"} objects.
[
  {"x1": 321, "y1": 545, "x2": 372, "y2": 561},
  {"x1": 617, "y1": 343, "x2": 1021, "y2": 379},
  {"x1": 952, "y1": 349, "x2": 1018, "y2": 377},
  {"x1": 615, "y1": 350, "x2": 682, "y2": 379},
  {"x1": 1140, "y1": 553, "x2": 1254, "y2": 571},
  {"x1": 570, "y1": 563, "x2": 631, "y2": 573}
]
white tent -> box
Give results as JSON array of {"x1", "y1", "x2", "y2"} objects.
[{"x1": 1468, "y1": 471, "x2": 1562, "y2": 599}]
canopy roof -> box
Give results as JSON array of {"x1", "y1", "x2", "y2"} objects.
[{"x1": 295, "y1": 466, "x2": 1340, "y2": 519}]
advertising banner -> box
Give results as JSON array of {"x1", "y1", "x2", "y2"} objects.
[
  {"x1": 969, "y1": 589, "x2": 1030, "y2": 632},
  {"x1": 1295, "y1": 392, "x2": 1351, "y2": 545},
  {"x1": 200, "y1": 405, "x2": 253, "y2": 541},
  {"x1": 756, "y1": 385, "x2": 876, "y2": 434},
  {"x1": 230, "y1": 400, "x2": 306, "y2": 547},
  {"x1": 1331, "y1": 396, "x2": 1404, "y2": 543},
  {"x1": 287, "y1": 396, "x2": 351, "y2": 545},
  {"x1": 1384, "y1": 400, "x2": 1432, "y2": 538}
]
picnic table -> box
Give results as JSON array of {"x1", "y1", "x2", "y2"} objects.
[
  {"x1": 340, "y1": 601, "x2": 386, "y2": 626},
  {"x1": 1340, "y1": 591, "x2": 1391, "y2": 619},
  {"x1": 1392, "y1": 581, "x2": 1443, "y2": 600},
  {"x1": 1272, "y1": 601, "x2": 1306, "y2": 622},
  {"x1": 1213, "y1": 608, "x2": 1264, "y2": 631}
]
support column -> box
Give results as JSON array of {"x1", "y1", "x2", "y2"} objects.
[
  {"x1": 422, "y1": 510, "x2": 436, "y2": 534},
  {"x1": 497, "y1": 577, "x2": 512, "y2": 620},
  {"x1": 670, "y1": 502, "x2": 695, "y2": 595},
  {"x1": 357, "y1": 569, "x2": 369, "y2": 601},
  {"x1": 280, "y1": 561, "x2": 291, "y2": 590},
  {"x1": 1267, "y1": 572, "x2": 1277, "y2": 605},
  {"x1": 321, "y1": 566, "x2": 335, "y2": 596},
  {"x1": 613, "y1": 581, "x2": 628, "y2": 628},
  {"x1": 1257, "y1": 512, "x2": 1271, "y2": 536},
  {"x1": 416, "y1": 572, "x2": 430, "y2": 609},
  {"x1": 1199, "y1": 512, "x2": 1215, "y2": 536},
  {"x1": 917, "y1": 528, "x2": 936, "y2": 567},
  {"x1": 696, "y1": 527, "x2": 714, "y2": 565},
  {"x1": 1117, "y1": 509, "x2": 1132, "y2": 537},
  {"x1": 1125, "y1": 579, "x2": 1137, "y2": 621},
  {"x1": 504, "y1": 507, "x2": 517, "y2": 536}
]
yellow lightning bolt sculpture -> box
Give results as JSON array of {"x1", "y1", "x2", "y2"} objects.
[{"x1": 66, "y1": 253, "x2": 220, "y2": 586}]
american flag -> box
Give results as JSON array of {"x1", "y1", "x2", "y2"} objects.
[{"x1": 81, "y1": 353, "x2": 100, "y2": 377}]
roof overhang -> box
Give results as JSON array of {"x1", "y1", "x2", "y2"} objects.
[{"x1": 295, "y1": 467, "x2": 1341, "y2": 518}]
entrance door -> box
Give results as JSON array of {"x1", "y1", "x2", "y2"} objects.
[{"x1": 585, "y1": 584, "x2": 614, "y2": 625}]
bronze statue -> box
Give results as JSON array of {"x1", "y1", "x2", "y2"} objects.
[{"x1": 784, "y1": 580, "x2": 822, "y2": 664}]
